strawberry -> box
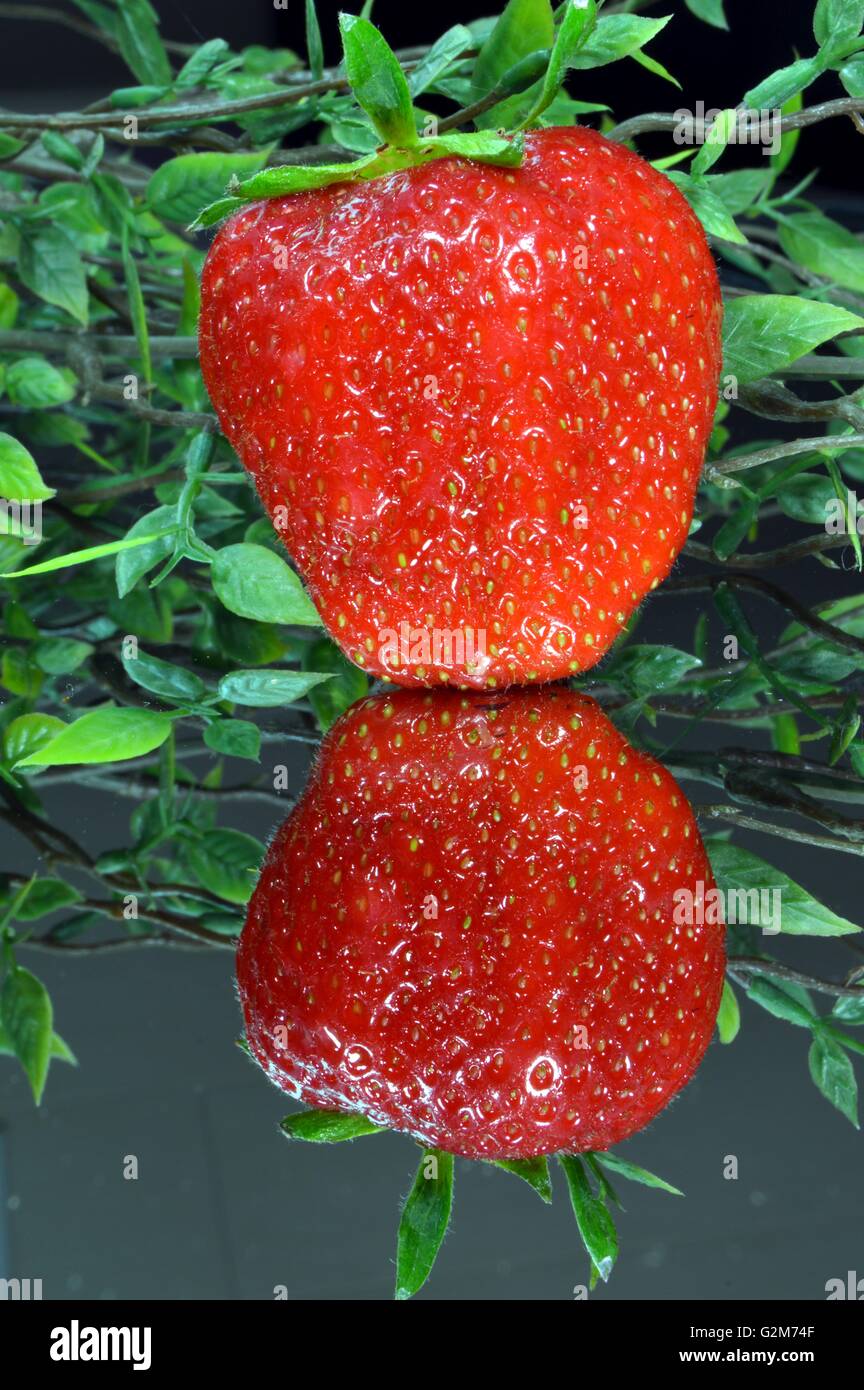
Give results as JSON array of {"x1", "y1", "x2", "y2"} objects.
[
  {"x1": 200, "y1": 125, "x2": 722, "y2": 689},
  {"x1": 237, "y1": 687, "x2": 725, "y2": 1160}
]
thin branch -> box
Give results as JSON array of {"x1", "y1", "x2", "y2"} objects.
[
  {"x1": 706, "y1": 432, "x2": 864, "y2": 480},
  {"x1": 729, "y1": 956, "x2": 864, "y2": 1000},
  {"x1": 696, "y1": 803, "x2": 864, "y2": 856},
  {"x1": 683, "y1": 535, "x2": 845, "y2": 569},
  {"x1": 608, "y1": 97, "x2": 864, "y2": 143}
]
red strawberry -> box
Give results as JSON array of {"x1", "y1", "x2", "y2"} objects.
[
  {"x1": 200, "y1": 126, "x2": 722, "y2": 688},
  {"x1": 237, "y1": 687, "x2": 724, "y2": 1160}
]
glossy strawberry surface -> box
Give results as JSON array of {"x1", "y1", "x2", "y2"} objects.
[
  {"x1": 237, "y1": 688, "x2": 725, "y2": 1159},
  {"x1": 200, "y1": 127, "x2": 722, "y2": 689}
]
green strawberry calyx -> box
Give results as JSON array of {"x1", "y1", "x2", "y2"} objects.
[{"x1": 190, "y1": 3, "x2": 598, "y2": 229}]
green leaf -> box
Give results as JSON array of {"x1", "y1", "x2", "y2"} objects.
[
  {"x1": 840, "y1": 50, "x2": 864, "y2": 94},
  {"x1": 2, "y1": 877, "x2": 82, "y2": 920},
  {"x1": 668, "y1": 172, "x2": 747, "y2": 245},
  {"x1": 173, "y1": 37, "x2": 231, "y2": 90},
  {"x1": 684, "y1": 0, "x2": 728, "y2": 28},
  {"x1": 813, "y1": 0, "x2": 864, "y2": 55},
  {"x1": 115, "y1": 0, "x2": 172, "y2": 86},
  {"x1": 49, "y1": 1032, "x2": 77, "y2": 1065},
  {"x1": 746, "y1": 976, "x2": 818, "y2": 1027},
  {"x1": 216, "y1": 667, "x2": 331, "y2": 708},
  {"x1": 0, "y1": 133, "x2": 26, "y2": 160},
  {"x1": 716, "y1": 979, "x2": 741, "y2": 1043},
  {"x1": 0, "y1": 433, "x2": 55, "y2": 502},
  {"x1": 5, "y1": 358, "x2": 76, "y2": 410},
  {"x1": 115, "y1": 506, "x2": 177, "y2": 598},
  {"x1": 708, "y1": 168, "x2": 773, "y2": 216},
  {"x1": 32, "y1": 638, "x2": 93, "y2": 676},
  {"x1": 472, "y1": 0, "x2": 555, "y2": 98},
  {"x1": 691, "y1": 108, "x2": 738, "y2": 177},
  {"x1": 121, "y1": 648, "x2": 206, "y2": 703},
  {"x1": 491, "y1": 1156, "x2": 553, "y2": 1203},
  {"x1": 775, "y1": 210, "x2": 864, "y2": 294},
  {"x1": 592, "y1": 1152, "x2": 684, "y2": 1196},
  {"x1": 604, "y1": 644, "x2": 701, "y2": 697},
  {"x1": 0, "y1": 1023, "x2": 75, "y2": 1064},
  {"x1": 0, "y1": 966, "x2": 53, "y2": 1104},
  {"x1": 395, "y1": 1149, "x2": 454, "y2": 1300},
  {"x1": 516, "y1": 0, "x2": 597, "y2": 127},
  {"x1": 203, "y1": 718, "x2": 261, "y2": 761},
  {"x1": 3, "y1": 528, "x2": 175, "y2": 581},
  {"x1": 559, "y1": 1154, "x2": 618, "y2": 1283},
  {"x1": 147, "y1": 150, "x2": 271, "y2": 225},
  {"x1": 2, "y1": 649, "x2": 42, "y2": 699},
  {"x1": 809, "y1": 1032, "x2": 859, "y2": 1127},
  {"x1": 192, "y1": 137, "x2": 523, "y2": 226},
  {"x1": 3, "y1": 713, "x2": 66, "y2": 765},
  {"x1": 301, "y1": 638, "x2": 368, "y2": 732},
  {"x1": 18, "y1": 224, "x2": 88, "y2": 326},
  {"x1": 775, "y1": 471, "x2": 835, "y2": 525},
  {"x1": 708, "y1": 840, "x2": 860, "y2": 936},
  {"x1": 408, "y1": 25, "x2": 472, "y2": 97},
  {"x1": 745, "y1": 54, "x2": 827, "y2": 110},
  {"x1": 305, "y1": 0, "x2": 324, "y2": 80},
  {"x1": 722, "y1": 295, "x2": 864, "y2": 385},
  {"x1": 772, "y1": 90, "x2": 804, "y2": 175},
  {"x1": 0, "y1": 282, "x2": 19, "y2": 329},
  {"x1": 187, "y1": 827, "x2": 264, "y2": 904},
  {"x1": 280, "y1": 1108, "x2": 385, "y2": 1142},
  {"x1": 339, "y1": 13, "x2": 417, "y2": 147},
  {"x1": 569, "y1": 12, "x2": 672, "y2": 69},
  {"x1": 15, "y1": 706, "x2": 173, "y2": 767},
  {"x1": 211, "y1": 543, "x2": 321, "y2": 626},
  {"x1": 831, "y1": 993, "x2": 864, "y2": 1026}
]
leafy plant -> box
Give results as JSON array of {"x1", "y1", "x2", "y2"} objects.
[{"x1": 1, "y1": 0, "x2": 864, "y2": 1298}]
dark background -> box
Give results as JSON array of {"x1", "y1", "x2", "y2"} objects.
[{"x1": 0, "y1": 1, "x2": 862, "y2": 1302}]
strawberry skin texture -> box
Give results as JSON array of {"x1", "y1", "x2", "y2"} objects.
[
  {"x1": 237, "y1": 688, "x2": 725, "y2": 1160},
  {"x1": 200, "y1": 126, "x2": 722, "y2": 688}
]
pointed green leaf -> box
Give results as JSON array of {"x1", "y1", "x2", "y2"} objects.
[
  {"x1": 516, "y1": 0, "x2": 597, "y2": 128},
  {"x1": 0, "y1": 966, "x2": 53, "y2": 1104},
  {"x1": 491, "y1": 1156, "x2": 553, "y2": 1202},
  {"x1": 0, "y1": 433, "x2": 55, "y2": 503},
  {"x1": 685, "y1": 0, "x2": 728, "y2": 29},
  {"x1": 809, "y1": 1032, "x2": 859, "y2": 1127},
  {"x1": 592, "y1": 1152, "x2": 684, "y2": 1196},
  {"x1": 746, "y1": 976, "x2": 819, "y2": 1027},
  {"x1": 3, "y1": 529, "x2": 175, "y2": 581},
  {"x1": 339, "y1": 13, "x2": 417, "y2": 147},
  {"x1": 121, "y1": 648, "x2": 206, "y2": 704},
  {"x1": 716, "y1": 980, "x2": 741, "y2": 1043},
  {"x1": 472, "y1": 0, "x2": 555, "y2": 98},
  {"x1": 280, "y1": 1108, "x2": 385, "y2": 1142},
  {"x1": 723, "y1": 295, "x2": 864, "y2": 385},
  {"x1": 15, "y1": 706, "x2": 173, "y2": 767},
  {"x1": 395, "y1": 1149, "x2": 454, "y2": 1300},
  {"x1": 559, "y1": 1154, "x2": 618, "y2": 1282},
  {"x1": 216, "y1": 668, "x2": 331, "y2": 708},
  {"x1": 115, "y1": 0, "x2": 172, "y2": 86},
  {"x1": 708, "y1": 841, "x2": 860, "y2": 936},
  {"x1": 569, "y1": 13, "x2": 672, "y2": 69},
  {"x1": 305, "y1": 0, "x2": 324, "y2": 80},
  {"x1": 147, "y1": 150, "x2": 271, "y2": 225},
  {"x1": 211, "y1": 543, "x2": 321, "y2": 626},
  {"x1": 18, "y1": 225, "x2": 88, "y2": 327}
]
